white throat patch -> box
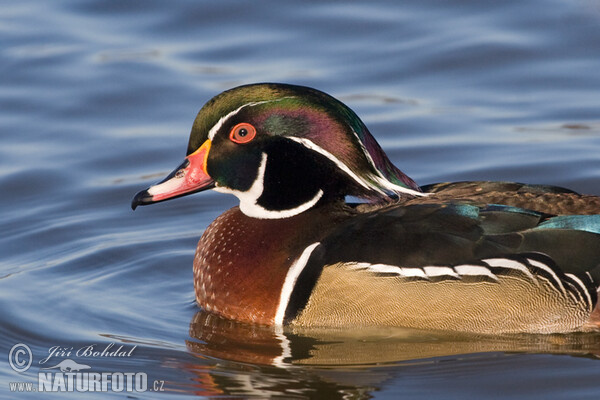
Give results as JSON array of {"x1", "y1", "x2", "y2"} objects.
[{"x1": 213, "y1": 152, "x2": 324, "y2": 219}]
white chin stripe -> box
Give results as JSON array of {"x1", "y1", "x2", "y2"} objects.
[
  {"x1": 213, "y1": 152, "x2": 324, "y2": 219},
  {"x1": 287, "y1": 137, "x2": 427, "y2": 198}
]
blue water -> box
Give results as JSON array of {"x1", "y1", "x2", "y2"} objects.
[{"x1": 2, "y1": 0, "x2": 600, "y2": 398}]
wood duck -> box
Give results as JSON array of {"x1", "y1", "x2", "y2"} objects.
[{"x1": 132, "y1": 83, "x2": 600, "y2": 334}]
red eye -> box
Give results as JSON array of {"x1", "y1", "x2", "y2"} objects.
[{"x1": 229, "y1": 123, "x2": 257, "y2": 144}]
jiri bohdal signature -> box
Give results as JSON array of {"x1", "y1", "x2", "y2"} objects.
[{"x1": 39, "y1": 343, "x2": 137, "y2": 365}]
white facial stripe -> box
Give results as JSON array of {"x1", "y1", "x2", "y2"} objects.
[
  {"x1": 288, "y1": 137, "x2": 426, "y2": 198},
  {"x1": 274, "y1": 242, "x2": 321, "y2": 325},
  {"x1": 208, "y1": 103, "x2": 254, "y2": 141},
  {"x1": 372, "y1": 175, "x2": 428, "y2": 197},
  {"x1": 207, "y1": 97, "x2": 296, "y2": 140},
  {"x1": 213, "y1": 152, "x2": 324, "y2": 219},
  {"x1": 243, "y1": 189, "x2": 323, "y2": 219},
  {"x1": 288, "y1": 137, "x2": 375, "y2": 190},
  {"x1": 348, "y1": 127, "x2": 429, "y2": 197}
]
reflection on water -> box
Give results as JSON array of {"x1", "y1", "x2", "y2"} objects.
[
  {"x1": 189, "y1": 311, "x2": 600, "y2": 366},
  {"x1": 184, "y1": 311, "x2": 600, "y2": 397}
]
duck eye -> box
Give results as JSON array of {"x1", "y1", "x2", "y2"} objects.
[{"x1": 230, "y1": 123, "x2": 257, "y2": 144}]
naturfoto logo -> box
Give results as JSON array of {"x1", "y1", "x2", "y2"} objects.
[{"x1": 8, "y1": 343, "x2": 164, "y2": 393}]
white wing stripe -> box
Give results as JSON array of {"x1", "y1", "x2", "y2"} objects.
[
  {"x1": 454, "y1": 265, "x2": 498, "y2": 281},
  {"x1": 565, "y1": 273, "x2": 594, "y2": 311},
  {"x1": 527, "y1": 258, "x2": 567, "y2": 296},
  {"x1": 339, "y1": 259, "x2": 594, "y2": 311},
  {"x1": 398, "y1": 268, "x2": 429, "y2": 279},
  {"x1": 349, "y1": 262, "x2": 500, "y2": 281},
  {"x1": 368, "y1": 264, "x2": 404, "y2": 274},
  {"x1": 482, "y1": 258, "x2": 536, "y2": 282},
  {"x1": 423, "y1": 266, "x2": 460, "y2": 278}
]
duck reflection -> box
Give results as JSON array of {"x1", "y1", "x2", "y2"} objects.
[{"x1": 185, "y1": 310, "x2": 599, "y2": 397}]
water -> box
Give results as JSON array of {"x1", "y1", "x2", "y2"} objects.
[{"x1": 2, "y1": 0, "x2": 600, "y2": 398}]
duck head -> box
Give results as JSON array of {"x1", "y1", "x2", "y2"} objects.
[{"x1": 132, "y1": 83, "x2": 423, "y2": 218}]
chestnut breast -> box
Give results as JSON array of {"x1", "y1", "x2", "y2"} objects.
[{"x1": 193, "y1": 205, "x2": 348, "y2": 324}]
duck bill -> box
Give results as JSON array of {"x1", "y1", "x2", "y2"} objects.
[{"x1": 131, "y1": 140, "x2": 214, "y2": 210}]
